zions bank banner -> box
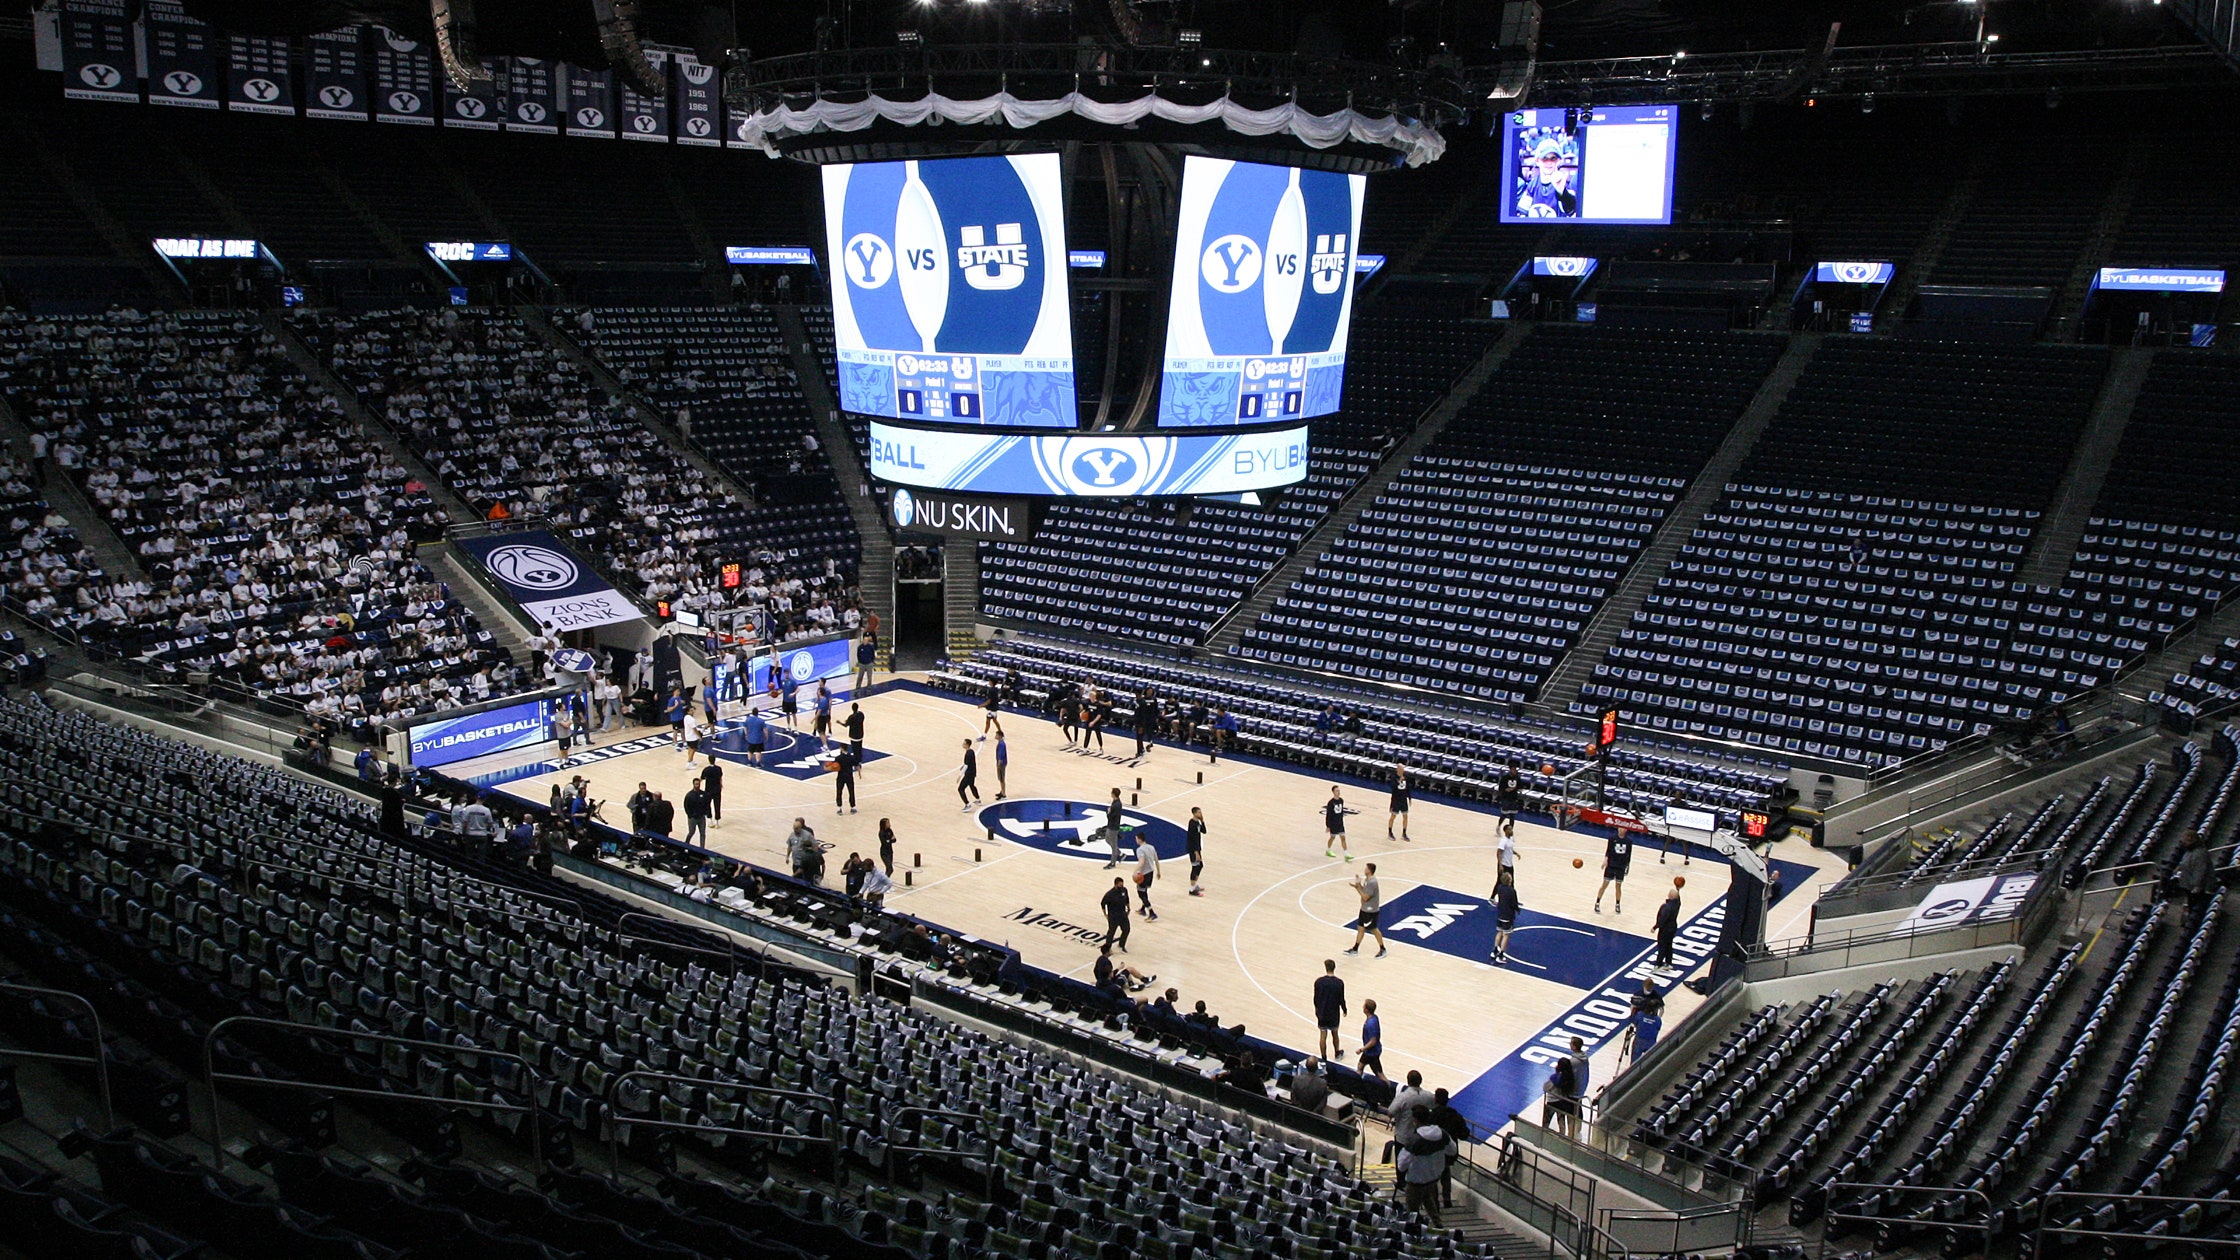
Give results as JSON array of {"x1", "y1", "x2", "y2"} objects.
[{"x1": 453, "y1": 530, "x2": 644, "y2": 630}]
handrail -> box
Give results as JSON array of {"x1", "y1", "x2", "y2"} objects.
[
  {"x1": 203, "y1": 1014, "x2": 546, "y2": 1175},
  {"x1": 601, "y1": 1069, "x2": 840, "y2": 1182},
  {"x1": 2033, "y1": 1190, "x2": 2240, "y2": 1259},
  {"x1": 1821, "y1": 1182, "x2": 1993, "y2": 1249},
  {"x1": 886, "y1": 1105, "x2": 996, "y2": 1199},
  {"x1": 614, "y1": 909, "x2": 760, "y2": 981},
  {"x1": 0, "y1": 979, "x2": 115, "y2": 1129}
]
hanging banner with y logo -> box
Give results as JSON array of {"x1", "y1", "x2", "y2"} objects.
[
  {"x1": 61, "y1": 0, "x2": 138, "y2": 104},
  {"x1": 502, "y1": 58, "x2": 559, "y2": 134},
  {"x1": 370, "y1": 26, "x2": 437, "y2": 125},
  {"x1": 226, "y1": 33, "x2": 296, "y2": 115},
  {"x1": 144, "y1": 1, "x2": 219, "y2": 109},
  {"x1": 442, "y1": 57, "x2": 502, "y2": 130},
  {"x1": 305, "y1": 28, "x2": 369, "y2": 121},
  {"x1": 617, "y1": 49, "x2": 672, "y2": 142},
  {"x1": 564, "y1": 64, "x2": 617, "y2": 138},
  {"x1": 673, "y1": 53, "x2": 721, "y2": 146}
]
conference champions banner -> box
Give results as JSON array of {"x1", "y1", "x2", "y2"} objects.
[
  {"x1": 1159, "y1": 156, "x2": 1364, "y2": 426},
  {"x1": 565, "y1": 65, "x2": 617, "y2": 139},
  {"x1": 226, "y1": 34, "x2": 296, "y2": 115},
  {"x1": 454, "y1": 530, "x2": 645, "y2": 630},
  {"x1": 371, "y1": 26, "x2": 437, "y2": 125},
  {"x1": 408, "y1": 697, "x2": 554, "y2": 768},
  {"x1": 61, "y1": 0, "x2": 138, "y2": 104},
  {"x1": 145, "y1": 1, "x2": 220, "y2": 110},
  {"x1": 618, "y1": 49, "x2": 671, "y2": 142},
  {"x1": 868, "y1": 421, "x2": 1309, "y2": 497},
  {"x1": 305, "y1": 29, "x2": 369, "y2": 121},
  {"x1": 503, "y1": 58, "x2": 559, "y2": 135}
]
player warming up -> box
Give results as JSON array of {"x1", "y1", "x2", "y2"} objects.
[
  {"x1": 1186, "y1": 806, "x2": 1208, "y2": 895},
  {"x1": 1324, "y1": 786, "x2": 1355, "y2": 861},
  {"x1": 1342, "y1": 862, "x2": 1387, "y2": 958},
  {"x1": 956, "y1": 739, "x2": 981, "y2": 809},
  {"x1": 1595, "y1": 828, "x2": 1634, "y2": 913},
  {"x1": 1387, "y1": 765, "x2": 1411, "y2": 842}
]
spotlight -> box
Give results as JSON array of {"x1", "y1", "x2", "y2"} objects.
[
  {"x1": 1177, "y1": 28, "x2": 1202, "y2": 46},
  {"x1": 897, "y1": 28, "x2": 921, "y2": 45}
]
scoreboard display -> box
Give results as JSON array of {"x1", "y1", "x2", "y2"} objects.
[
  {"x1": 824, "y1": 154, "x2": 1077, "y2": 428},
  {"x1": 1158, "y1": 157, "x2": 1366, "y2": 427}
]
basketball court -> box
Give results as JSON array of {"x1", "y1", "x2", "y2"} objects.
[{"x1": 459, "y1": 678, "x2": 1847, "y2": 1135}]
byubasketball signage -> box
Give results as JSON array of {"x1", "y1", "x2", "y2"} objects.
[
  {"x1": 453, "y1": 530, "x2": 643, "y2": 630},
  {"x1": 1159, "y1": 157, "x2": 1365, "y2": 427},
  {"x1": 823, "y1": 155, "x2": 1077, "y2": 428}
]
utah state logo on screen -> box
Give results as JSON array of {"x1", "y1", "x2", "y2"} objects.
[
  {"x1": 1196, "y1": 164, "x2": 1357, "y2": 357},
  {"x1": 837, "y1": 157, "x2": 1046, "y2": 357}
]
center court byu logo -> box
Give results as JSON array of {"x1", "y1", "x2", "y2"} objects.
[
  {"x1": 485, "y1": 544, "x2": 578, "y2": 591},
  {"x1": 1201, "y1": 235, "x2": 1263, "y2": 292},
  {"x1": 956, "y1": 224, "x2": 1029, "y2": 291},
  {"x1": 978, "y1": 799, "x2": 1191, "y2": 862}
]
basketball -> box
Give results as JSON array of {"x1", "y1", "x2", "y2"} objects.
[
  {"x1": 1573, "y1": 857, "x2": 1584, "y2": 868},
  {"x1": 1540, "y1": 763, "x2": 1555, "y2": 776},
  {"x1": 1674, "y1": 876, "x2": 1686, "y2": 889}
]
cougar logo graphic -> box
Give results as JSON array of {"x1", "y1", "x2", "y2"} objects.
[
  {"x1": 1201, "y1": 234, "x2": 1263, "y2": 292},
  {"x1": 845, "y1": 234, "x2": 894, "y2": 289},
  {"x1": 956, "y1": 224, "x2": 1029, "y2": 291},
  {"x1": 1310, "y1": 232, "x2": 1348, "y2": 295}
]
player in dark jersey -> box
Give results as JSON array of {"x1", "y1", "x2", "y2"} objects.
[
  {"x1": 1324, "y1": 786, "x2": 1353, "y2": 862},
  {"x1": 1186, "y1": 806, "x2": 1208, "y2": 895},
  {"x1": 1386, "y1": 765, "x2": 1412, "y2": 842},
  {"x1": 1595, "y1": 828, "x2": 1634, "y2": 913},
  {"x1": 1495, "y1": 765, "x2": 1524, "y2": 839}
]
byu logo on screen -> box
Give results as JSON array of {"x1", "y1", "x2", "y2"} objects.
[
  {"x1": 891, "y1": 489, "x2": 916, "y2": 528},
  {"x1": 956, "y1": 224, "x2": 1030, "y2": 291},
  {"x1": 1201, "y1": 235, "x2": 1263, "y2": 293},
  {"x1": 486, "y1": 544, "x2": 579, "y2": 591},
  {"x1": 1074, "y1": 449, "x2": 1136, "y2": 487},
  {"x1": 1545, "y1": 257, "x2": 1592, "y2": 278},
  {"x1": 845, "y1": 234, "x2": 894, "y2": 288},
  {"x1": 788, "y1": 651, "x2": 818, "y2": 682},
  {"x1": 1834, "y1": 262, "x2": 1882, "y2": 285},
  {"x1": 163, "y1": 71, "x2": 203, "y2": 96}
]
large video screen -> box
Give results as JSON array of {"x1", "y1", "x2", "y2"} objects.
[
  {"x1": 1499, "y1": 106, "x2": 1678, "y2": 225},
  {"x1": 824, "y1": 154, "x2": 1077, "y2": 427},
  {"x1": 1158, "y1": 157, "x2": 1366, "y2": 427}
]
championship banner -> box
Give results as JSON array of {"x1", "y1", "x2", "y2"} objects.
[
  {"x1": 502, "y1": 57, "x2": 559, "y2": 134},
  {"x1": 60, "y1": 0, "x2": 138, "y2": 104},
  {"x1": 617, "y1": 49, "x2": 671, "y2": 142},
  {"x1": 564, "y1": 65, "x2": 616, "y2": 138},
  {"x1": 305, "y1": 29, "x2": 369, "y2": 121},
  {"x1": 370, "y1": 26, "x2": 437, "y2": 125},
  {"x1": 144, "y1": 1, "x2": 219, "y2": 110},
  {"x1": 442, "y1": 58, "x2": 501, "y2": 130},
  {"x1": 452, "y1": 530, "x2": 644, "y2": 630},
  {"x1": 673, "y1": 52, "x2": 721, "y2": 146},
  {"x1": 226, "y1": 34, "x2": 296, "y2": 115}
]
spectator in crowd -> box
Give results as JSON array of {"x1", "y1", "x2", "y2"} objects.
[{"x1": 1290, "y1": 1057, "x2": 1331, "y2": 1113}]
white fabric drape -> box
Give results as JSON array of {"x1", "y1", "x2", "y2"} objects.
[{"x1": 736, "y1": 90, "x2": 1446, "y2": 166}]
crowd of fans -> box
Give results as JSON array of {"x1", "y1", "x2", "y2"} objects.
[
  {"x1": 0, "y1": 308, "x2": 524, "y2": 729},
  {"x1": 298, "y1": 307, "x2": 860, "y2": 643}
]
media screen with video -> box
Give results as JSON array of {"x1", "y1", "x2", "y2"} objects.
[
  {"x1": 823, "y1": 153, "x2": 1077, "y2": 427},
  {"x1": 1499, "y1": 105, "x2": 1677, "y2": 225},
  {"x1": 1157, "y1": 156, "x2": 1366, "y2": 427}
]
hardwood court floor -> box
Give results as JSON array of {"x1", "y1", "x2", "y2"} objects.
[{"x1": 488, "y1": 678, "x2": 1849, "y2": 1125}]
